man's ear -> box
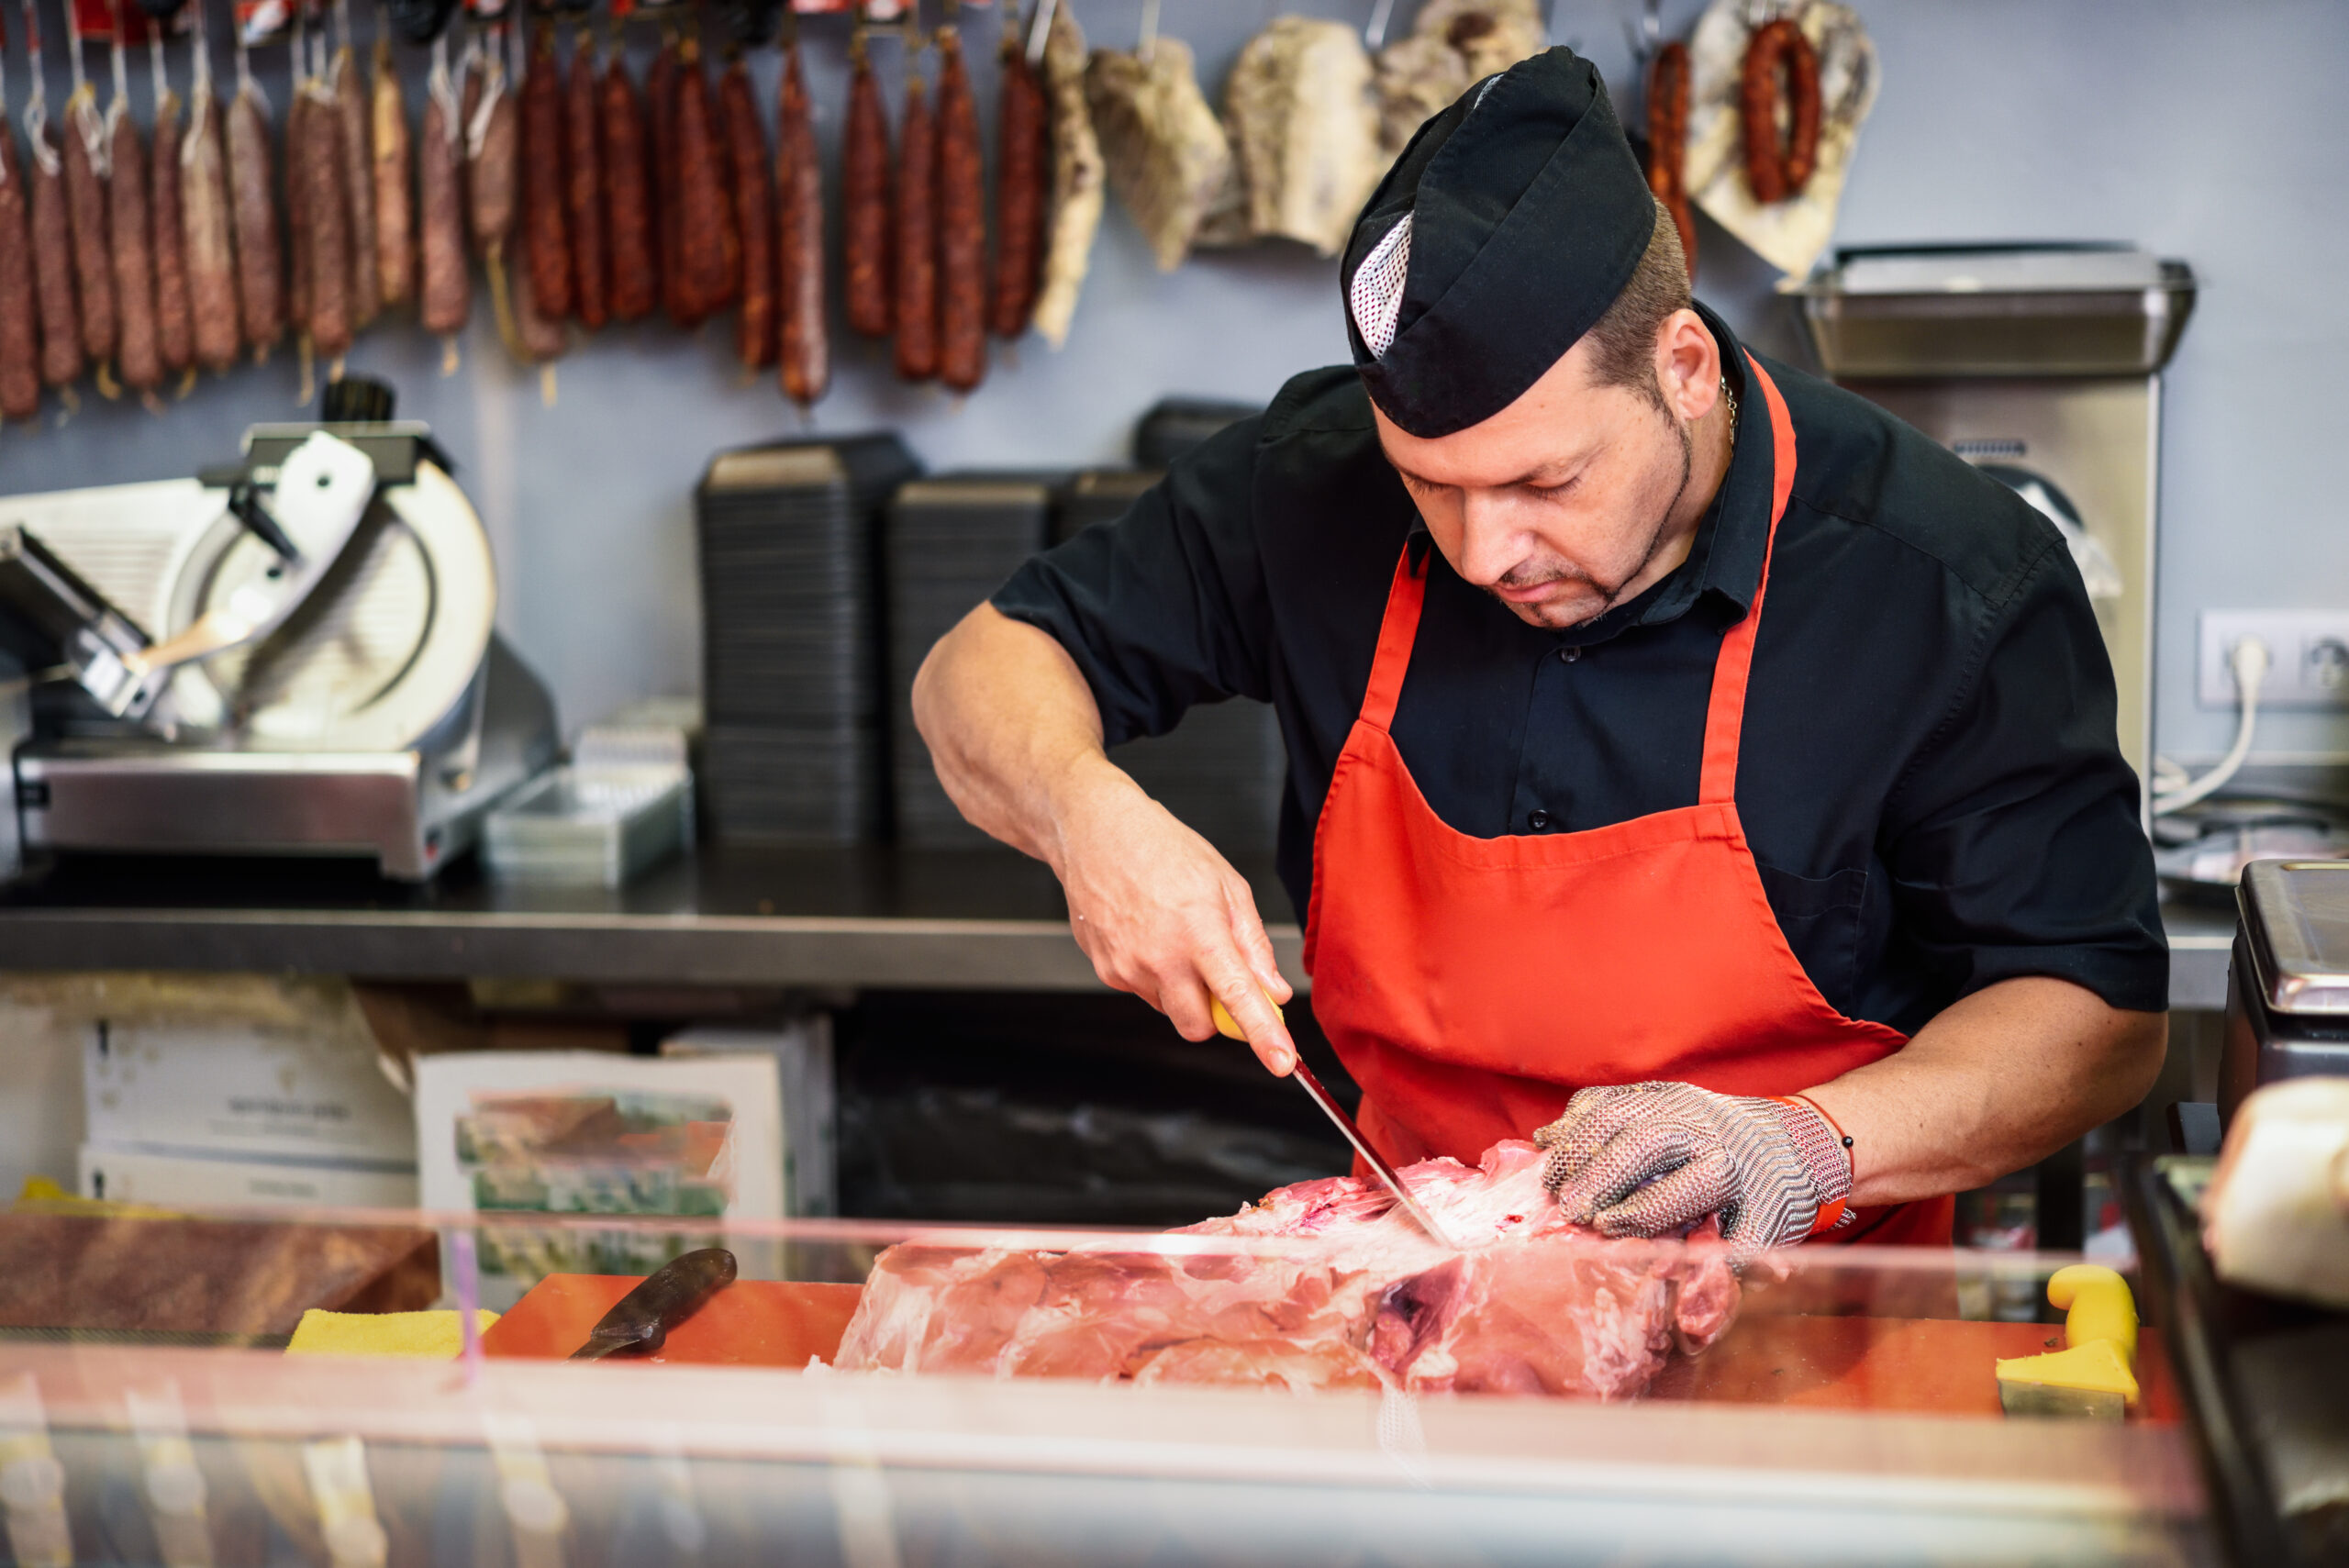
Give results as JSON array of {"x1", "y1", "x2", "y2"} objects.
[{"x1": 1654, "y1": 308, "x2": 1723, "y2": 422}]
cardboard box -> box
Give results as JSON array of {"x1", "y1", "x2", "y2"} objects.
[
  {"x1": 413, "y1": 1051, "x2": 784, "y2": 1308},
  {"x1": 79, "y1": 1145, "x2": 420, "y2": 1210},
  {"x1": 663, "y1": 1017, "x2": 835, "y2": 1218},
  {"x1": 83, "y1": 1020, "x2": 416, "y2": 1165}
]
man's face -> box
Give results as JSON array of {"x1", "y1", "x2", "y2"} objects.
[{"x1": 1371, "y1": 315, "x2": 1717, "y2": 630}]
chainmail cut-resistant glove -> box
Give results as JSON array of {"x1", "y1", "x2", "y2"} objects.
[{"x1": 1533, "y1": 1082, "x2": 1854, "y2": 1251}]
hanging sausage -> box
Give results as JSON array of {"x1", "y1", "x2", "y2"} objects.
[
  {"x1": 1645, "y1": 39, "x2": 1694, "y2": 276},
  {"x1": 601, "y1": 28, "x2": 654, "y2": 321},
  {"x1": 520, "y1": 12, "x2": 572, "y2": 319},
  {"x1": 1741, "y1": 17, "x2": 1818, "y2": 204},
  {"x1": 563, "y1": 22, "x2": 606, "y2": 329},
  {"x1": 417, "y1": 30, "x2": 469, "y2": 352},
  {"x1": 0, "y1": 64, "x2": 39, "y2": 422},
  {"x1": 329, "y1": 0, "x2": 379, "y2": 329},
  {"x1": 372, "y1": 23, "x2": 413, "y2": 311},
  {"x1": 226, "y1": 24, "x2": 281, "y2": 356},
  {"x1": 890, "y1": 27, "x2": 935, "y2": 381},
  {"x1": 104, "y1": 13, "x2": 161, "y2": 398},
  {"x1": 774, "y1": 31, "x2": 823, "y2": 406},
  {"x1": 718, "y1": 53, "x2": 771, "y2": 369},
  {"x1": 61, "y1": 28, "x2": 117, "y2": 385},
  {"x1": 178, "y1": 2, "x2": 239, "y2": 376},
  {"x1": 148, "y1": 27, "x2": 192, "y2": 384},
  {"x1": 933, "y1": 14, "x2": 984, "y2": 393},
  {"x1": 669, "y1": 29, "x2": 736, "y2": 325},
  {"x1": 840, "y1": 22, "x2": 888, "y2": 338},
  {"x1": 985, "y1": 6, "x2": 1042, "y2": 339}
]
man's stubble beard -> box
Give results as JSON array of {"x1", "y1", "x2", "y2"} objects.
[{"x1": 1493, "y1": 407, "x2": 1696, "y2": 631}]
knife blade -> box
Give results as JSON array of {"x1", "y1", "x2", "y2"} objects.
[
  {"x1": 1287, "y1": 1059, "x2": 1458, "y2": 1251},
  {"x1": 569, "y1": 1247, "x2": 739, "y2": 1362},
  {"x1": 1208, "y1": 995, "x2": 1457, "y2": 1251}
]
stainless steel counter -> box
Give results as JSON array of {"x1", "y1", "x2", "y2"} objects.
[{"x1": 0, "y1": 845, "x2": 2228, "y2": 1006}]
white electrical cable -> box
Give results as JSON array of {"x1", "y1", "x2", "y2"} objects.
[{"x1": 2152, "y1": 636, "x2": 2271, "y2": 816}]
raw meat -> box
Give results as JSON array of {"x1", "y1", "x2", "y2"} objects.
[{"x1": 835, "y1": 1139, "x2": 1738, "y2": 1399}]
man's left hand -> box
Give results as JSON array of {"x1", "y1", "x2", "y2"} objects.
[{"x1": 1534, "y1": 1082, "x2": 1854, "y2": 1251}]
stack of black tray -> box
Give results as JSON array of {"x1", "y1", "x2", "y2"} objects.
[
  {"x1": 884, "y1": 474, "x2": 1059, "y2": 847},
  {"x1": 696, "y1": 435, "x2": 919, "y2": 843}
]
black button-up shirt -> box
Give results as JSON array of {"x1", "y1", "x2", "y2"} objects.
[{"x1": 994, "y1": 309, "x2": 2167, "y2": 1033}]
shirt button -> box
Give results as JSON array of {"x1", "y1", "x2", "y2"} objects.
[
  {"x1": 1528, "y1": 810, "x2": 1553, "y2": 831},
  {"x1": 1557, "y1": 646, "x2": 1581, "y2": 663}
]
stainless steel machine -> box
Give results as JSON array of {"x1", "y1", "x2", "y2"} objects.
[
  {"x1": 0, "y1": 385, "x2": 557, "y2": 881},
  {"x1": 1798, "y1": 245, "x2": 2198, "y2": 802},
  {"x1": 2222, "y1": 858, "x2": 2349, "y2": 1121}
]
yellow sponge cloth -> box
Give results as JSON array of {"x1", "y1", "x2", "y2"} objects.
[{"x1": 286, "y1": 1309, "x2": 501, "y2": 1360}]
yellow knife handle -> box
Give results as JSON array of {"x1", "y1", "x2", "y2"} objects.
[
  {"x1": 2047, "y1": 1263, "x2": 2138, "y2": 1368},
  {"x1": 1209, "y1": 995, "x2": 1284, "y2": 1040}
]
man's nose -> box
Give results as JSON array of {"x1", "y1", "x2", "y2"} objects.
[{"x1": 1454, "y1": 490, "x2": 1529, "y2": 585}]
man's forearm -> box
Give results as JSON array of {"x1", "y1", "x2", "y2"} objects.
[
  {"x1": 1803, "y1": 976, "x2": 2166, "y2": 1207},
  {"x1": 913, "y1": 604, "x2": 1128, "y2": 866}
]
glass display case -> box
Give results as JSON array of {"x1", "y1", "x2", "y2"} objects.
[{"x1": 0, "y1": 1193, "x2": 2210, "y2": 1568}]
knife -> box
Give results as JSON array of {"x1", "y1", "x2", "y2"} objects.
[
  {"x1": 1211, "y1": 997, "x2": 1457, "y2": 1251},
  {"x1": 569, "y1": 1247, "x2": 739, "y2": 1362}
]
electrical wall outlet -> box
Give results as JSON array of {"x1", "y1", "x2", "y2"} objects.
[{"x1": 2198, "y1": 610, "x2": 2349, "y2": 708}]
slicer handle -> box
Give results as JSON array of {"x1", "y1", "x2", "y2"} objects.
[{"x1": 227, "y1": 485, "x2": 304, "y2": 564}]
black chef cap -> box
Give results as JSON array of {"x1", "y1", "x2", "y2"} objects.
[{"x1": 1343, "y1": 48, "x2": 1654, "y2": 439}]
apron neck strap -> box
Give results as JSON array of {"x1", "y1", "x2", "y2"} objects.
[
  {"x1": 1697, "y1": 350, "x2": 1798, "y2": 806},
  {"x1": 1360, "y1": 546, "x2": 1429, "y2": 732}
]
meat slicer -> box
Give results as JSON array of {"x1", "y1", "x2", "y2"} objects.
[{"x1": 0, "y1": 382, "x2": 558, "y2": 881}]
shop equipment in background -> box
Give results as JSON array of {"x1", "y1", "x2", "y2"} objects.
[
  {"x1": 885, "y1": 473, "x2": 1059, "y2": 848},
  {"x1": 694, "y1": 434, "x2": 918, "y2": 844},
  {"x1": 2222, "y1": 859, "x2": 2349, "y2": 1119},
  {"x1": 0, "y1": 380, "x2": 557, "y2": 882},
  {"x1": 483, "y1": 717, "x2": 696, "y2": 886},
  {"x1": 1797, "y1": 245, "x2": 2197, "y2": 804}
]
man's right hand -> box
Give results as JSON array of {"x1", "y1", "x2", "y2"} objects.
[
  {"x1": 1048, "y1": 754, "x2": 1297, "y2": 1074},
  {"x1": 912, "y1": 606, "x2": 1297, "y2": 1076}
]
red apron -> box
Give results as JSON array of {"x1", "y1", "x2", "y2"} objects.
[{"x1": 1303, "y1": 354, "x2": 1952, "y2": 1246}]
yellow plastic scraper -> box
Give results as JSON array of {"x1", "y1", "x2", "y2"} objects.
[{"x1": 1995, "y1": 1263, "x2": 2140, "y2": 1421}]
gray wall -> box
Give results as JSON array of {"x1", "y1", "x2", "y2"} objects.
[{"x1": 3, "y1": 0, "x2": 2343, "y2": 766}]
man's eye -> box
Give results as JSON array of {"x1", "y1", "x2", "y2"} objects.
[{"x1": 1528, "y1": 476, "x2": 1577, "y2": 499}]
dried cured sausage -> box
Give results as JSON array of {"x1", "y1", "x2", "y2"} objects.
[
  {"x1": 890, "y1": 51, "x2": 935, "y2": 381},
  {"x1": 226, "y1": 72, "x2": 282, "y2": 352},
  {"x1": 180, "y1": 83, "x2": 239, "y2": 373},
  {"x1": 1644, "y1": 39, "x2": 1694, "y2": 275},
  {"x1": 417, "y1": 39, "x2": 469, "y2": 337},
  {"x1": 0, "y1": 115, "x2": 39, "y2": 420},
  {"x1": 985, "y1": 22, "x2": 1044, "y2": 339},
  {"x1": 107, "y1": 77, "x2": 161, "y2": 395},
  {"x1": 1740, "y1": 17, "x2": 1818, "y2": 205},
  {"x1": 28, "y1": 115, "x2": 83, "y2": 388},
  {"x1": 331, "y1": 41, "x2": 379, "y2": 328},
  {"x1": 774, "y1": 40, "x2": 824, "y2": 406},
  {"x1": 150, "y1": 55, "x2": 192, "y2": 380},
  {"x1": 301, "y1": 78, "x2": 353, "y2": 361},
  {"x1": 840, "y1": 32, "x2": 888, "y2": 338},
  {"x1": 372, "y1": 35, "x2": 413, "y2": 310},
  {"x1": 564, "y1": 36, "x2": 605, "y2": 329},
  {"x1": 520, "y1": 20, "x2": 571, "y2": 319},
  {"x1": 648, "y1": 31, "x2": 688, "y2": 323},
  {"x1": 718, "y1": 57, "x2": 770, "y2": 369},
  {"x1": 61, "y1": 83, "x2": 114, "y2": 372},
  {"x1": 933, "y1": 23, "x2": 984, "y2": 393},
  {"x1": 601, "y1": 48, "x2": 654, "y2": 320},
  {"x1": 670, "y1": 34, "x2": 735, "y2": 325}
]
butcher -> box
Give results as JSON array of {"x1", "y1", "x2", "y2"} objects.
[{"x1": 913, "y1": 47, "x2": 2166, "y2": 1248}]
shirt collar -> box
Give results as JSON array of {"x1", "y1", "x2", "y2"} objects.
[{"x1": 1403, "y1": 302, "x2": 1775, "y2": 643}]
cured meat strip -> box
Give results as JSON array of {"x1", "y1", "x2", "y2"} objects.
[
  {"x1": 717, "y1": 57, "x2": 770, "y2": 370},
  {"x1": 519, "y1": 17, "x2": 569, "y2": 319},
  {"x1": 839, "y1": 31, "x2": 888, "y2": 338},
  {"x1": 890, "y1": 47, "x2": 935, "y2": 382},
  {"x1": 149, "y1": 40, "x2": 192, "y2": 380},
  {"x1": 985, "y1": 20, "x2": 1043, "y2": 339},
  {"x1": 1030, "y1": 0, "x2": 1100, "y2": 349},
  {"x1": 226, "y1": 58, "x2": 282, "y2": 353},
  {"x1": 504, "y1": 45, "x2": 562, "y2": 371},
  {"x1": 180, "y1": 79, "x2": 238, "y2": 374},
  {"x1": 416, "y1": 34, "x2": 468, "y2": 339},
  {"x1": 932, "y1": 23, "x2": 983, "y2": 393},
  {"x1": 774, "y1": 39, "x2": 824, "y2": 406},
  {"x1": 0, "y1": 109, "x2": 39, "y2": 421},
  {"x1": 106, "y1": 34, "x2": 161, "y2": 397},
  {"x1": 330, "y1": 34, "x2": 379, "y2": 328},
  {"x1": 466, "y1": 39, "x2": 515, "y2": 253},
  {"x1": 283, "y1": 56, "x2": 311, "y2": 351},
  {"x1": 61, "y1": 80, "x2": 115, "y2": 373},
  {"x1": 1645, "y1": 39, "x2": 1695, "y2": 277},
  {"x1": 28, "y1": 111, "x2": 82, "y2": 388},
  {"x1": 562, "y1": 33, "x2": 604, "y2": 329},
  {"x1": 838, "y1": 1140, "x2": 1741, "y2": 1399},
  {"x1": 372, "y1": 33, "x2": 411, "y2": 310},
  {"x1": 669, "y1": 33, "x2": 735, "y2": 325},
  {"x1": 599, "y1": 45, "x2": 653, "y2": 320}
]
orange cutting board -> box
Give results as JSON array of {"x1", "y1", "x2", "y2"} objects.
[
  {"x1": 481, "y1": 1274, "x2": 863, "y2": 1366},
  {"x1": 1648, "y1": 1313, "x2": 2181, "y2": 1422}
]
